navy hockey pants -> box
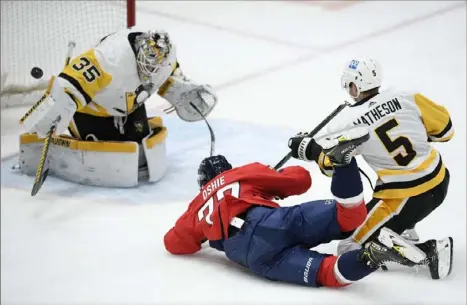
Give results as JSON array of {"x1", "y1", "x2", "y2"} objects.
[{"x1": 223, "y1": 199, "x2": 347, "y2": 287}]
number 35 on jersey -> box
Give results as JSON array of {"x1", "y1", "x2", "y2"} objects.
[{"x1": 60, "y1": 49, "x2": 112, "y2": 107}]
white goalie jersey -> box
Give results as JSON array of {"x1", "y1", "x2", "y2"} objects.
[
  {"x1": 316, "y1": 88, "x2": 453, "y2": 199},
  {"x1": 17, "y1": 28, "x2": 218, "y2": 189},
  {"x1": 57, "y1": 28, "x2": 176, "y2": 118},
  {"x1": 21, "y1": 27, "x2": 217, "y2": 139}
]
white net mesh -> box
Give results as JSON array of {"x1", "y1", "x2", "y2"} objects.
[{"x1": 1, "y1": 1, "x2": 132, "y2": 108}]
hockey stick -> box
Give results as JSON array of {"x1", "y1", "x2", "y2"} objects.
[
  {"x1": 273, "y1": 101, "x2": 351, "y2": 170},
  {"x1": 190, "y1": 101, "x2": 215, "y2": 156},
  {"x1": 31, "y1": 41, "x2": 76, "y2": 196}
]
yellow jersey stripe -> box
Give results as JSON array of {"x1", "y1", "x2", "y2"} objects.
[
  {"x1": 414, "y1": 93, "x2": 452, "y2": 138},
  {"x1": 374, "y1": 164, "x2": 446, "y2": 199},
  {"x1": 373, "y1": 156, "x2": 446, "y2": 199},
  {"x1": 377, "y1": 148, "x2": 437, "y2": 176}
]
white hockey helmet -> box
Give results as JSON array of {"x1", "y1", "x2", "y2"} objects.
[
  {"x1": 340, "y1": 58, "x2": 382, "y2": 98},
  {"x1": 135, "y1": 30, "x2": 177, "y2": 86}
]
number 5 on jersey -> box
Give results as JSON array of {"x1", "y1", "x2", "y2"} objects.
[
  {"x1": 375, "y1": 118, "x2": 417, "y2": 166},
  {"x1": 198, "y1": 182, "x2": 240, "y2": 225}
]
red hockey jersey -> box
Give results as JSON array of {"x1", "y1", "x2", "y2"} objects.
[{"x1": 164, "y1": 162, "x2": 312, "y2": 255}]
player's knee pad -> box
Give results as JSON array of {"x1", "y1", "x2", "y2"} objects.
[{"x1": 141, "y1": 117, "x2": 168, "y2": 183}]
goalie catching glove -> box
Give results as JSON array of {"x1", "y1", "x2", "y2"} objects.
[{"x1": 158, "y1": 67, "x2": 217, "y2": 122}]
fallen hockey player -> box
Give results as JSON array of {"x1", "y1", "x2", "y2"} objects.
[{"x1": 164, "y1": 125, "x2": 451, "y2": 287}]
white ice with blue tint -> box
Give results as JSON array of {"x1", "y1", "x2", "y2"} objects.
[
  {"x1": 1, "y1": 1, "x2": 466, "y2": 304},
  {"x1": 2, "y1": 115, "x2": 297, "y2": 203}
]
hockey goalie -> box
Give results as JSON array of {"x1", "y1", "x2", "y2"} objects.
[{"x1": 18, "y1": 28, "x2": 217, "y2": 188}]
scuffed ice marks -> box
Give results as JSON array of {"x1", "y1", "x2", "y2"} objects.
[{"x1": 1, "y1": 116, "x2": 295, "y2": 204}]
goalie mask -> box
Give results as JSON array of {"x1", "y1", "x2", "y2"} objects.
[
  {"x1": 197, "y1": 155, "x2": 232, "y2": 188},
  {"x1": 135, "y1": 30, "x2": 177, "y2": 87}
]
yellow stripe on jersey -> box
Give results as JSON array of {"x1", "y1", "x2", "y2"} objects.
[
  {"x1": 352, "y1": 198, "x2": 408, "y2": 244},
  {"x1": 374, "y1": 162, "x2": 446, "y2": 199},
  {"x1": 376, "y1": 148, "x2": 437, "y2": 177},
  {"x1": 414, "y1": 93, "x2": 454, "y2": 142},
  {"x1": 20, "y1": 133, "x2": 137, "y2": 153},
  {"x1": 317, "y1": 146, "x2": 447, "y2": 199},
  {"x1": 59, "y1": 49, "x2": 112, "y2": 108}
]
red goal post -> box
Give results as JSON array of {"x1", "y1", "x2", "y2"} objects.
[{"x1": 0, "y1": 0, "x2": 136, "y2": 108}]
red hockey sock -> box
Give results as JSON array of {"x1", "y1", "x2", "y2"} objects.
[
  {"x1": 337, "y1": 201, "x2": 367, "y2": 232},
  {"x1": 316, "y1": 256, "x2": 349, "y2": 288}
]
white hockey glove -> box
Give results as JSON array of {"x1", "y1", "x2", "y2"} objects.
[
  {"x1": 158, "y1": 68, "x2": 217, "y2": 122},
  {"x1": 20, "y1": 77, "x2": 77, "y2": 138}
]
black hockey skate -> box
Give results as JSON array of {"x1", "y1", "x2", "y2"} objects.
[
  {"x1": 359, "y1": 228, "x2": 427, "y2": 269},
  {"x1": 316, "y1": 125, "x2": 370, "y2": 167},
  {"x1": 416, "y1": 237, "x2": 453, "y2": 280}
]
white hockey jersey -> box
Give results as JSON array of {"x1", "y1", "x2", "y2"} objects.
[
  {"x1": 57, "y1": 28, "x2": 177, "y2": 118},
  {"x1": 316, "y1": 88, "x2": 453, "y2": 199}
]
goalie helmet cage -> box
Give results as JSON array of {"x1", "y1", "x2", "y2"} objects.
[{"x1": 0, "y1": 0, "x2": 136, "y2": 108}]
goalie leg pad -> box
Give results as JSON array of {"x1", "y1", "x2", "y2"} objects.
[
  {"x1": 19, "y1": 133, "x2": 139, "y2": 187},
  {"x1": 142, "y1": 122, "x2": 168, "y2": 183},
  {"x1": 148, "y1": 116, "x2": 163, "y2": 130}
]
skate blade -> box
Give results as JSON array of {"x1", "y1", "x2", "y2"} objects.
[
  {"x1": 378, "y1": 227, "x2": 427, "y2": 263},
  {"x1": 435, "y1": 237, "x2": 453, "y2": 280}
]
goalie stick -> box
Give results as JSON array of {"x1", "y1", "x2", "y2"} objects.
[
  {"x1": 190, "y1": 100, "x2": 216, "y2": 157},
  {"x1": 273, "y1": 101, "x2": 351, "y2": 170},
  {"x1": 30, "y1": 41, "x2": 76, "y2": 196}
]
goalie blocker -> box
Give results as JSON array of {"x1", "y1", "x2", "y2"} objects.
[{"x1": 18, "y1": 117, "x2": 168, "y2": 188}]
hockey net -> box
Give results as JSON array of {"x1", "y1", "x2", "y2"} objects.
[{"x1": 0, "y1": 0, "x2": 135, "y2": 108}]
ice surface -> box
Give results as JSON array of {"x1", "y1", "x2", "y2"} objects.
[{"x1": 1, "y1": 1, "x2": 466, "y2": 304}]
